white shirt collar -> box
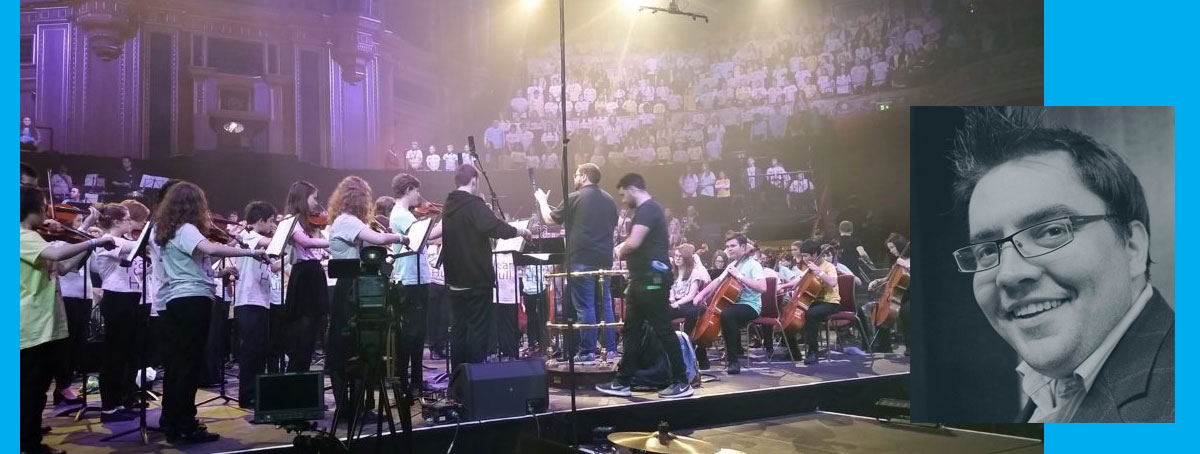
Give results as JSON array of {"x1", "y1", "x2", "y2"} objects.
[{"x1": 1016, "y1": 283, "x2": 1154, "y2": 414}]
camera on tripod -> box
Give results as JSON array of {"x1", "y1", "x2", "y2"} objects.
[{"x1": 328, "y1": 246, "x2": 395, "y2": 354}]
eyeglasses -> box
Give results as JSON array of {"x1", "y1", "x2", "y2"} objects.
[{"x1": 952, "y1": 214, "x2": 1113, "y2": 273}]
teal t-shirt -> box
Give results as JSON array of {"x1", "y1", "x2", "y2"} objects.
[
  {"x1": 390, "y1": 206, "x2": 431, "y2": 285},
  {"x1": 158, "y1": 223, "x2": 216, "y2": 302},
  {"x1": 733, "y1": 257, "x2": 764, "y2": 314}
]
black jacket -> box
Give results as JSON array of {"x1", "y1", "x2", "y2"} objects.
[
  {"x1": 441, "y1": 190, "x2": 520, "y2": 289},
  {"x1": 1016, "y1": 288, "x2": 1174, "y2": 422}
]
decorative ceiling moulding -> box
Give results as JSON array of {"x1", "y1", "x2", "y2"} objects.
[
  {"x1": 72, "y1": 0, "x2": 138, "y2": 61},
  {"x1": 329, "y1": 14, "x2": 381, "y2": 85}
]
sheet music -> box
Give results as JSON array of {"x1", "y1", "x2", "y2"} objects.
[
  {"x1": 525, "y1": 253, "x2": 552, "y2": 261},
  {"x1": 266, "y1": 215, "x2": 298, "y2": 258},
  {"x1": 139, "y1": 174, "x2": 169, "y2": 189},
  {"x1": 400, "y1": 217, "x2": 433, "y2": 255},
  {"x1": 84, "y1": 174, "x2": 99, "y2": 187},
  {"x1": 122, "y1": 220, "x2": 153, "y2": 267},
  {"x1": 493, "y1": 219, "x2": 530, "y2": 253}
]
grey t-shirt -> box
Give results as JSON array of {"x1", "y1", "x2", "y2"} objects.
[{"x1": 330, "y1": 213, "x2": 368, "y2": 260}]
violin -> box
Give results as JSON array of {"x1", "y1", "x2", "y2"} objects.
[
  {"x1": 306, "y1": 203, "x2": 330, "y2": 227},
  {"x1": 37, "y1": 203, "x2": 114, "y2": 248},
  {"x1": 411, "y1": 199, "x2": 443, "y2": 217}
]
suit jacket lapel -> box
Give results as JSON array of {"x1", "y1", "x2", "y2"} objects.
[{"x1": 1073, "y1": 289, "x2": 1172, "y2": 422}]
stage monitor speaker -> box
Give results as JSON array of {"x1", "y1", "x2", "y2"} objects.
[{"x1": 450, "y1": 359, "x2": 548, "y2": 421}]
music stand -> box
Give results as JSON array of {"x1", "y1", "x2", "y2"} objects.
[
  {"x1": 103, "y1": 218, "x2": 161, "y2": 444},
  {"x1": 514, "y1": 238, "x2": 564, "y2": 359},
  {"x1": 137, "y1": 174, "x2": 169, "y2": 200}
]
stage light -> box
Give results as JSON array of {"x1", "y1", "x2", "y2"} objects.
[
  {"x1": 521, "y1": 0, "x2": 543, "y2": 9},
  {"x1": 222, "y1": 121, "x2": 245, "y2": 134},
  {"x1": 622, "y1": 0, "x2": 642, "y2": 13}
]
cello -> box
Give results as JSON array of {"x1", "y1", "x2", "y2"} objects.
[
  {"x1": 690, "y1": 255, "x2": 749, "y2": 347},
  {"x1": 778, "y1": 244, "x2": 835, "y2": 334},
  {"x1": 872, "y1": 243, "x2": 910, "y2": 327}
]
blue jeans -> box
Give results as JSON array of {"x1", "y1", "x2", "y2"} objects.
[{"x1": 569, "y1": 263, "x2": 616, "y2": 355}]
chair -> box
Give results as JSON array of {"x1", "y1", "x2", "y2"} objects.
[
  {"x1": 823, "y1": 274, "x2": 868, "y2": 355},
  {"x1": 751, "y1": 277, "x2": 791, "y2": 365}
]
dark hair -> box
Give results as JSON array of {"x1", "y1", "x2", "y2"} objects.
[
  {"x1": 454, "y1": 164, "x2": 479, "y2": 186},
  {"x1": 577, "y1": 163, "x2": 601, "y2": 185},
  {"x1": 725, "y1": 232, "x2": 750, "y2": 246},
  {"x1": 616, "y1": 173, "x2": 646, "y2": 190},
  {"x1": 285, "y1": 181, "x2": 318, "y2": 233},
  {"x1": 244, "y1": 200, "x2": 277, "y2": 224},
  {"x1": 800, "y1": 239, "x2": 821, "y2": 255},
  {"x1": 156, "y1": 179, "x2": 183, "y2": 205},
  {"x1": 885, "y1": 232, "x2": 909, "y2": 258},
  {"x1": 20, "y1": 162, "x2": 36, "y2": 181},
  {"x1": 96, "y1": 203, "x2": 130, "y2": 230},
  {"x1": 391, "y1": 173, "x2": 421, "y2": 198},
  {"x1": 374, "y1": 196, "x2": 396, "y2": 218},
  {"x1": 20, "y1": 185, "x2": 45, "y2": 221},
  {"x1": 951, "y1": 107, "x2": 1151, "y2": 275}
]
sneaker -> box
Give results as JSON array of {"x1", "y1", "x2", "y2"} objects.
[
  {"x1": 100, "y1": 407, "x2": 137, "y2": 422},
  {"x1": 594, "y1": 381, "x2": 632, "y2": 397},
  {"x1": 804, "y1": 352, "x2": 819, "y2": 365},
  {"x1": 573, "y1": 353, "x2": 596, "y2": 363},
  {"x1": 658, "y1": 383, "x2": 693, "y2": 399},
  {"x1": 725, "y1": 361, "x2": 741, "y2": 375}
]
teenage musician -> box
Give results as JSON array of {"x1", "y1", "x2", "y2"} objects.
[
  {"x1": 666, "y1": 244, "x2": 713, "y2": 370},
  {"x1": 692, "y1": 233, "x2": 767, "y2": 374},
  {"x1": 865, "y1": 233, "x2": 909, "y2": 354},
  {"x1": 389, "y1": 173, "x2": 443, "y2": 393},
  {"x1": 778, "y1": 239, "x2": 841, "y2": 365},
  {"x1": 87, "y1": 203, "x2": 146, "y2": 421},
  {"x1": 153, "y1": 181, "x2": 265, "y2": 444},
  {"x1": 324, "y1": 176, "x2": 408, "y2": 413},
  {"x1": 233, "y1": 201, "x2": 282, "y2": 407},
  {"x1": 21, "y1": 185, "x2": 116, "y2": 454},
  {"x1": 50, "y1": 210, "x2": 94, "y2": 407},
  {"x1": 281, "y1": 181, "x2": 331, "y2": 373}
]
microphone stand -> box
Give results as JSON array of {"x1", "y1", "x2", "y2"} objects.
[
  {"x1": 554, "y1": 0, "x2": 579, "y2": 447},
  {"x1": 468, "y1": 136, "x2": 507, "y2": 221}
]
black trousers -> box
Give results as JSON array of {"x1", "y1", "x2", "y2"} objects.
[
  {"x1": 396, "y1": 284, "x2": 429, "y2": 389},
  {"x1": 21, "y1": 339, "x2": 64, "y2": 451},
  {"x1": 235, "y1": 305, "x2": 269, "y2": 402},
  {"x1": 616, "y1": 283, "x2": 686, "y2": 384},
  {"x1": 286, "y1": 315, "x2": 321, "y2": 373},
  {"x1": 718, "y1": 303, "x2": 758, "y2": 362},
  {"x1": 803, "y1": 301, "x2": 840, "y2": 353},
  {"x1": 285, "y1": 260, "x2": 329, "y2": 373},
  {"x1": 204, "y1": 297, "x2": 231, "y2": 384},
  {"x1": 667, "y1": 303, "x2": 707, "y2": 364},
  {"x1": 59, "y1": 296, "x2": 92, "y2": 391},
  {"x1": 326, "y1": 279, "x2": 353, "y2": 410},
  {"x1": 266, "y1": 304, "x2": 287, "y2": 373},
  {"x1": 493, "y1": 303, "x2": 520, "y2": 359},
  {"x1": 160, "y1": 296, "x2": 213, "y2": 433},
  {"x1": 426, "y1": 283, "x2": 450, "y2": 356},
  {"x1": 100, "y1": 291, "x2": 140, "y2": 410},
  {"x1": 522, "y1": 292, "x2": 547, "y2": 348},
  {"x1": 449, "y1": 288, "x2": 493, "y2": 370}
]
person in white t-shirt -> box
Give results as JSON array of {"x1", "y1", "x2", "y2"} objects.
[
  {"x1": 232, "y1": 201, "x2": 282, "y2": 407},
  {"x1": 442, "y1": 145, "x2": 460, "y2": 172},
  {"x1": 871, "y1": 58, "x2": 890, "y2": 88},
  {"x1": 425, "y1": 146, "x2": 442, "y2": 171},
  {"x1": 766, "y1": 159, "x2": 788, "y2": 188},
  {"x1": 405, "y1": 142, "x2": 423, "y2": 170}
]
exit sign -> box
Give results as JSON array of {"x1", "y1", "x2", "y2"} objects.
[{"x1": 875, "y1": 102, "x2": 892, "y2": 112}]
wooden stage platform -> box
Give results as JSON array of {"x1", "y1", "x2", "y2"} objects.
[{"x1": 40, "y1": 349, "x2": 912, "y2": 453}]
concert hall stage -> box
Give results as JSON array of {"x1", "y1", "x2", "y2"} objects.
[{"x1": 41, "y1": 350, "x2": 913, "y2": 453}]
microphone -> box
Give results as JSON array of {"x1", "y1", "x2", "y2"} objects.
[
  {"x1": 527, "y1": 167, "x2": 537, "y2": 189},
  {"x1": 467, "y1": 135, "x2": 478, "y2": 158}
]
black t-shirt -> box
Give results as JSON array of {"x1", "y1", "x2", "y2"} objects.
[
  {"x1": 626, "y1": 198, "x2": 670, "y2": 280},
  {"x1": 551, "y1": 185, "x2": 617, "y2": 268},
  {"x1": 838, "y1": 234, "x2": 863, "y2": 272}
]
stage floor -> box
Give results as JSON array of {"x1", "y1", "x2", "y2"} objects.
[
  {"x1": 40, "y1": 348, "x2": 910, "y2": 454},
  {"x1": 672, "y1": 411, "x2": 1043, "y2": 454}
]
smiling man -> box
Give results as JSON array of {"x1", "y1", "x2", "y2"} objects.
[{"x1": 949, "y1": 107, "x2": 1173, "y2": 423}]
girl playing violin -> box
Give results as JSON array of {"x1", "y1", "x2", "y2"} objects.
[
  {"x1": 20, "y1": 185, "x2": 116, "y2": 454},
  {"x1": 153, "y1": 181, "x2": 265, "y2": 444},
  {"x1": 388, "y1": 173, "x2": 443, "y2": 392},
  {"x1": 281, "y1": 181, "x2": 331, "y2": 374},
  {"x1": 87, "y1": 203, "x2": 148, "y2": 421},
  {"x1": 324, "y1": 176, "x2": 407, "y2": 412}
]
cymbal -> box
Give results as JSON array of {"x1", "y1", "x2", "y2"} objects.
[{"x1": 608, "y1": 431, "x2": 718, "y2": 454}]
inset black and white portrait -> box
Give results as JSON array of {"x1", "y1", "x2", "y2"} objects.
[{"x1": 910, "y1": 106, "x2": 1174, "y2": 423}]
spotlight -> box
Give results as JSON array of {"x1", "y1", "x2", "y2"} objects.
[
  {"x1": 521, "y1": 0, "x2": 543, "y2": 9},
  {"x1": 222, "y1": 121, "x2": 245, "y2": 134}
]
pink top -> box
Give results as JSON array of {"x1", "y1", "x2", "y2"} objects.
[{"x1": 291, "y1": 228, "x2": 325, "y2": 261}]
